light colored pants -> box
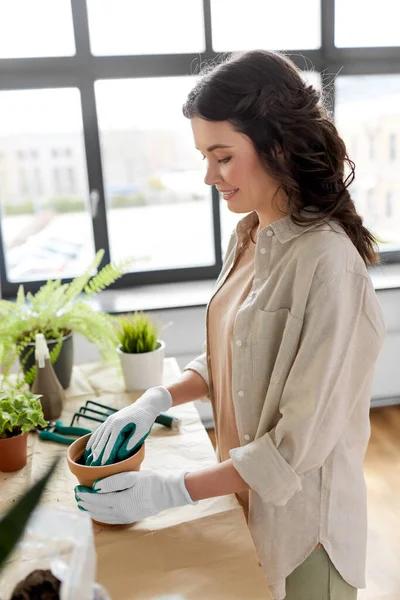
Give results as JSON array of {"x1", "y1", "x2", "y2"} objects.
[{"x1": 284, "y1": 546, "x2": 358, "y2": 599}]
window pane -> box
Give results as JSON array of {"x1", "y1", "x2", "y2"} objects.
[
  {"x1": 335, "y1": 0, "x2": 400, "y2": 47},
  {"x1": 211, "y1": 0, "x2": 320, "y2": 52},
  {"x1": 219, "y1": 72, "x2": 321, "y2": 257},
  {"x1": 0, "y1": 0, "x2": 75, "y2": 58},
  {"x1": 335, "y1": 75, "x2": 400, "y2": 252},
  {"x1": 87, "y1": 0, "x2": 205, "y2": 56},
  {"x1": 95, "y1": 77, "x2": 214, "y2": 271},
  {"x1": 0, "y1": 89, "x2": 95, "y2": 282}
]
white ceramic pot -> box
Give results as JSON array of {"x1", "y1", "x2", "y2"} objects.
[{"x1": 117, "y1": 339, "x2": 165, "y2": 391}]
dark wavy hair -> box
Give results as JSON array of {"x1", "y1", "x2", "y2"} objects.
[{"x1": 182, "y1": 50, "x2": 380, "y2": 266}]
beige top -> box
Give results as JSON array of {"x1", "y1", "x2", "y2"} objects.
[
  {"x1": 184, "y1": 208, "x2": 386, "y2": 600},
  {"x1": 207, "y1": 222, "x2": 258, "y2": 520}
]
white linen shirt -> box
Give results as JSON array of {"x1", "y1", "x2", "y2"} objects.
[{"x1": 184, "y1": 208, "x2": 386, "y2": 600}]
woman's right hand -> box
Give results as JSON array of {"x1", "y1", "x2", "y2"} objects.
[{"x1": 84, "y1": 386, "x2": 173, "y2": 466}]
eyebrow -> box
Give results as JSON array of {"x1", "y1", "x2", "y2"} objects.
[{"x1": 196, "y1": 144, "x2": 233, "y2": 153}]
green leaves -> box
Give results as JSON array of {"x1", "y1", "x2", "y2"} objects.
[
  {"x1": 0, "y1": 390, "x2": 47, "y2": 438},
  {"x1": 0, "y1": 457, "x2": 60, "y2": 571},
  {"x1": 117, "y1": 311, "x2": 159, "y2": 354},
  {"x1": 0, "y1": 248, "x2": 132, "y2": 385}
]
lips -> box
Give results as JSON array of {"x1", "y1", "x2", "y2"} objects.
[{"x1": 220, "y1": 188, "x2": 239, "y2": 200}]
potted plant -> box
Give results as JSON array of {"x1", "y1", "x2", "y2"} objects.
[
  {"x1": 116, "y1": 311, "x2": 165, "y2": 391},
  {"x1": 0, "y1": 249, "x2": 131, "y2": 389},
  {"x1": 0, "y1": 389, "x2": 47, "y2": 472}
]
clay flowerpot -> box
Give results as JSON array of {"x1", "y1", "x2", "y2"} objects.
[
  {"x1": 0, "y1": 432, "x2": 28, "y2": 472},
  {"x1": 67, "y1": 433, "x2": 145, "y2": 527}
]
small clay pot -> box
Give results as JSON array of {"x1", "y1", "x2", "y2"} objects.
[
  {"x1": 67, "y1": 433, "x2": 145, "y2": 527},
  {"x1": 0, "y1": 432, "x2": 28, "y2": 472}
]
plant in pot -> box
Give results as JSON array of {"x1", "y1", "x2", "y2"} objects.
[
  {"x1": 0, "y1": 249, "x2": 131, "y2": 390},
  {"x1": 0, "y1": 389, "x2": 47, "y2": 472},
  {"x1": 116, "y1": 311, "x2": 166, "y2": 392}
]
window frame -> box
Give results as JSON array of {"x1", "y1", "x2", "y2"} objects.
[{"x1": 0, "y1": 0, "x2": 399, "y2": 299}]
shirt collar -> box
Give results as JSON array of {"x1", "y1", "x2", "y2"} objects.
[{"x1": 234, "y1": 206, "x2": 328, "y2": 245}]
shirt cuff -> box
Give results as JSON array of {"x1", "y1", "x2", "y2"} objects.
[
  {"x1": 183, "y1": 354, "x2": 210, "y2": 400},
  {"x1": 229, "y1": 433, "x2": 302, "y2": 506}
]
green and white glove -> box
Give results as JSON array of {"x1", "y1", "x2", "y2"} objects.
[
  {"x1": 75, "y1": 469, "x2": 198, "y2": 524},
  {"x1": 84, "y1": 386, "x2": 173, "y2": 466}
]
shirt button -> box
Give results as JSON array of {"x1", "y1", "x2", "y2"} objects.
[
  {"x1": 266, "y1": 229, "x2": 274, "y2": 237},
  {"x1": 235, "y1": 339, "x2": 242, "y2": 347},
  {"x1": 244, "y1": 434, "x2": 251, "y2": 441},
  {"x1": 260, "y1": 248, "x2": 267, "y2": 254},
  {"x1": 238, "y1": 390, "x2": 245, "y2": 397}
]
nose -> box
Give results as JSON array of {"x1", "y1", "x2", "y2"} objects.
[{"x1": 204, "y1": 163, "x2": 222, "y2": 187}]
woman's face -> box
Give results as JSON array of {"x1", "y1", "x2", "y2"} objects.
[{"x1": 191, "y1": 117, "x2": 286, "y2": 221}]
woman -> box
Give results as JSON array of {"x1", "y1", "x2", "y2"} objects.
[{"x1": 76, "y1": 50, "x2": 386, "y2": 600}]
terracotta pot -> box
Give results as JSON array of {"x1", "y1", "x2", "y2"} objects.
[
  {"x1": 67, "y1": 433, "x2": 145, "y2": 527},
  {"x1": 0, "y1": 432, "x2": 28, "y2": 472}
]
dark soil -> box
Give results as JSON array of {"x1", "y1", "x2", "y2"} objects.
[{"x1": 10, "y1": 568, "x2": 60, "y2": 599}]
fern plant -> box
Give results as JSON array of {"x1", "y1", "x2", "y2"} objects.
[
  {"x1": 117, "y1": 311, "x2": 160, "y2": 354},
  {"x1": 0, "y1": 249, "x2": 131, "y2": 385}
]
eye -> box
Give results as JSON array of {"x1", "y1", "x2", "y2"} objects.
[
  {"x1": 218, "y1": 156, "x2": 232, "y2": 165},
  {"x1": 201, "y1": 155, "x2": 206, "y2": 161}
]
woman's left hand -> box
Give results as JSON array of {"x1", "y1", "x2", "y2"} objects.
[{"x1": 74, "y1": 470, "x2": 198, "y2": 524}]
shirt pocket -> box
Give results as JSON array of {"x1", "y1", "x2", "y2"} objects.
[{"x1": 252, "y1": 308, "x2": 302, "y2": 385}]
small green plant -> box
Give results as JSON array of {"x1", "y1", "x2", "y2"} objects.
[
  {"x1": 117, "y1": 311, "x2": 160, "y2": 354},
  {"x1": 0, "y1": 390, "x2": 47, "y2": 439},
  {"x1": 0, "y1": 249, "x2": 132, "y2": 385}
]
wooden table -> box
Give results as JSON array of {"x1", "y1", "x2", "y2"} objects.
[{"x1": 1, "y1": 359, "x2": 271, "y2": 599}]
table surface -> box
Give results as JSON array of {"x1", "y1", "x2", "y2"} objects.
[{"x1": 1, "y1": 358, "x2": 271, "y2": 599}]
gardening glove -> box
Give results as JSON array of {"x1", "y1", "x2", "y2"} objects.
[
  {"x1": 75, "y1": 469, "x2": 198, "y2": 524},
  {"x1": 84, "y1": 386, "x2": 173, "y2": 466}
]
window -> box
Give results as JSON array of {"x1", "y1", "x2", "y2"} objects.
[
  {"x1": 335, "y1": 0, "x2": 400, "y2": 48},
  {"x1": 95, "y1": 77, "x2": 214, "y2": 271},
  {"x1": 0, "y1": 1, "x2": 399, "y2": 297},
  {"x1": 0, "y1": 0, "x2": 75, "y2": 58},
  {"x1": 0, "y1": 88, "x2": 95, "y2": 284},
  {"x1": 211, "y1": 0, "x2": 321, "y2": 51},
  {"x1": 336, "y1": 75, "x2": 400, "y2": 253},
  {"x1": 87, "y1": 0, "x2": 205, "y2": 56}
]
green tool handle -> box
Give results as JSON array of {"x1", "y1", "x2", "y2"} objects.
[
  {"x1": 39, "y1": 431, "x2": 76, "y2": 445},
  {"x1": 54, "y1": 421, "x2": 91, "y2": 436},
  {"x1": 155, "y1": 413, "x2": 181, "y2": 430}
]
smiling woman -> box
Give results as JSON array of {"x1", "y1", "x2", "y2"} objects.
[
  {"x1": 183, "y1": 49, "x2": 380, "y2": 266},
  {"x1": 177, "y1": 49, "x2": 385, "y2": 600},
  {"x1": 191, "y1": 116, "x2": 288, "y2": 234}
]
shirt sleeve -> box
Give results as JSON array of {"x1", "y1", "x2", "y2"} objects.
[
  {"x1": 230, "y1": 271, "x2": 386, "y2": 506},
  {"x1": 183, "y1": 341, "x2": 210, "y2": 399}
]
